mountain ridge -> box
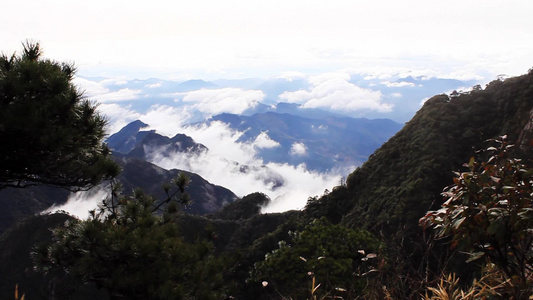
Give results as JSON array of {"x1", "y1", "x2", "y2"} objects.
[
  {"x1": 207, "y1": 111, "x2": 403, "y2": 172},
  {"x1": 305, "y1": 71, "x2": 533, "y2": 234}
]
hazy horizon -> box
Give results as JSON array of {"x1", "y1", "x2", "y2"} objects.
[{"x1": 4, "y1": 1, "x2": 532, "y2": 81}]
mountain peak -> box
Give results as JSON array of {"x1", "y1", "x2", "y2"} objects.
[{"x1": 106, "y1": 120, "x2": 152, "y2": 154}]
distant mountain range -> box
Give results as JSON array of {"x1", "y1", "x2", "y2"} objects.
[
  {"x1": 107, "y1": 111, "x2": 403, "y2": 175},
  {"x1": 207, "y1": 112, "x2": 403, "y2": 172},
  {"x1": 84, "y1": 74, "x2": 478, "y2": 124},
  {"x1": 107, "y1": 120, "x2": 208, "y2": 159}
]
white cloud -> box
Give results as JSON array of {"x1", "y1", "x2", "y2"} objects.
[
  {"x1": 147, "y1": 82, "x2": 162, "y2": 88},
  {"x1": 390, "y1": 92, "x2": 402, "y2": 98},
  {"x1": 98, "y1": 88, "x2": 143, "y2": 102},
  {"x1": 142, "y1": 121, "x2": 275, "y2": 196},
  {"x1": 290, "y1": 142, "x2": 307, "y2": 156},
  {"x1": 73, "y1": 77, "x2": 110, "y2": 97},
  {"x1": 260, "y1": 163, "x2": 342, "y2": 213},
  {"x1": 148, "y1": 150, "x2": 277, "y2": 198},
  {"x1": 43, "y1": 185, "x2": 110, "y2": 219},
  {"x1": 97, "y1": 103, "x2": 142, "y2": 135},
  {"x1": 311, "y1": 124, "x2": 327, "y2": 130},
  {"x1": 94, "y1": 78, "x2": 129, "y2": 87},
  {"x1": 176, "y1": 88, "x2": 264, "y2": 116},
  {"x1": 441, "y1": 71, "x2": 485, "y2": 81},
  {"x1": 419, "y1": 97, "x2": 431, "y2": 106},
  {"x1": 357, "y1": 65, "x2": 492, "y2": 85},
  {"x1": 73, "y1": 77, "x2": 144, "y2": 102},
  {"x1": 253, "y1": 132, "x2": 280, "y2": 149},
  {"x1": 308, "y1": 72, "x2": 351, "y2": 86},
  {"x1": 146, "y1": 143, "x2": 341, "y2": 213},
  {"x1": 363, "y1": 73, "x2": 393, "y2": 81},
  {"x1": 113, "y1": 80, "x2": 128, "y2": 86},
  {"x1": 181, "y1": 121, "x2": 257, "y2": 164},
  {"x1": 280, "y1": 74, "x2": 392, "y2": 113},
  {"x1": 97, "y1": 103, "x2": 191, "y2": 136},
  {"x1": 140, "y1": 105, "x2": 192, "y2": 137},
  {"x1": 132, "y1": 118, "x2": 344, "y2": 213},
  {"x1": 381, "y1": 81, "x2": 416, "y2": 88},
  {"x1": 277, "y1": 71, "x2": 307, "y2": 81}
]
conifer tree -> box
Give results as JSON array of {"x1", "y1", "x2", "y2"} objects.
[
  {"x1": 34, "y1": 177, "x2": 225, "y2": 300},
  {"x1": 0, "y1": 41, "x2": 119, "y2": 190}
]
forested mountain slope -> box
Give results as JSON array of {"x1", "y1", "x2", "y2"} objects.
[
  {"x1": 113, "y1": 156, "x2": 237, "y2": 215},
  {"x1": 300, "y1": 70, "x2": 533, "y2": 297},
  {"x1": 307, "y1": 70, "x2": 533, "y2": 233}
]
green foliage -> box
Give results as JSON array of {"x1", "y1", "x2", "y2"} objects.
[
  {"x1": 210, "y1": 192, "x2": 271, "y2": 220},
  {"x1": 34, "y1": 177, "x2": 225, "y2": 300},
  {"x1": 421, "y1": 137, "x2": 533, "y2": 297},
  {"x1": 0, "y1": 213, "x2": 104, "y2": 300},
  {"x1": 303, "y1": 71, "x2": 533, "y2": 298},
  {"x1": 0, "y1": 41, "x2": 119, "y2": 190},
  {"x1": 250, "y1": 218, "x2": 382, "y2": 299}
]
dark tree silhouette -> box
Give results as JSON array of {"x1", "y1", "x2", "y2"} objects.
[
  {"x1": 0, "y1": 41, "x2": 119, "y2": 190},
  {"x1": 34, "y1": 178, "x2": 225, "y2": 300}
]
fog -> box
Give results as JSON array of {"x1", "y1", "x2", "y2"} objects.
[
  {"x1": 144, "y1": 121, "x2": 345, "y2": 212},
  {"x1": 43, "y1": 185, "x2": 110, "y2": 219},
  {"x1": 66, "y1": 70, "x2": 479, "y2": 217}
]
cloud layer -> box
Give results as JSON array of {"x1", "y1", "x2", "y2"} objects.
[
  {"x1": 125, "y1": 119, "x2": 344, "y2": 213},
  {"x1": 176, "y1": 88, "x2": 264, "y2": 116},
  {"x1": 280, "y1": 73, "x2": 392, "y2": 113},
  {"x1": 74, "y1": 77, "x2": 143, "y2": 102},
  {"x1": 43, "y1": 185, "x2": 110, "y2": 219},
  {"x1": 62, "y1": 70, "x2": 482, "y2": 217}
]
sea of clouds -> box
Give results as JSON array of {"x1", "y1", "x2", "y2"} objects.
[{"x1": 47, "y1": 70, "x2": 480, "y2": 218}]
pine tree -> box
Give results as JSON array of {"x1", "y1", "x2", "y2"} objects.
[
  {"x1": 34, "y1": 178, "x2": 225, "y2": 300},
  {"x1": 0, "y1": 41, "x2": 119, "y2": 190}
]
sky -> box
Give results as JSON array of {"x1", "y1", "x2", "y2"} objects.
[
  {"x1": 3, "y1": 0, "x2": 533, "y2": 81},
  {"x1": 6, "y1": 0, "x2": 533, "y2": 216}
]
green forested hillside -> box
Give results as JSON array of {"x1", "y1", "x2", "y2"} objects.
[
  {"x1": 303, "y1": 69, "x2": 533, "y2": 297},
  {"x1": 309, "y1": 71, "x2": 533, "y2": 232},
  {"x1": 0, "y1": 213, "x2": 108, "y2": 300}
]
